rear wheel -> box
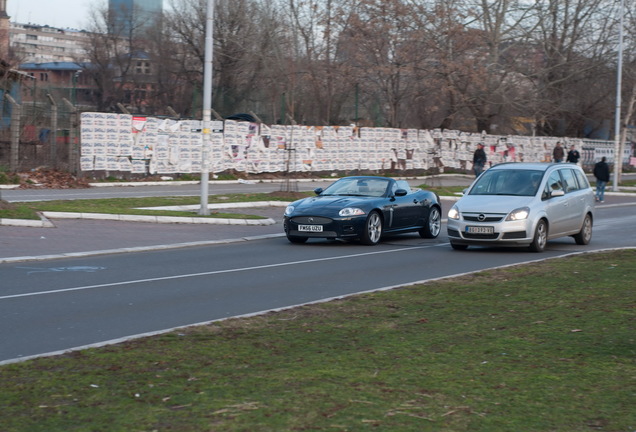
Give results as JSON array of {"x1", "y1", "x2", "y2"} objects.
[
  {"x1": 419, "y1": 206, "x2": 441, "y2": 238},
  {"x1": 528, "y1": 219, "x2": 548, "y2": 252},
  {"x1": 360, "y1": 211, "x2": 382, "y2": 245},
  {"x1": 573, "y1": 214, "x2": 593, "y2": 245}
]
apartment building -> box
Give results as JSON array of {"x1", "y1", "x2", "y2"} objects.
[{"x1": 9, "y1": 22, "x2": 90, "y2": 64}]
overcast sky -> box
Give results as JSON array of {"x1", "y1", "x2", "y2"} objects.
[{"x1": 8, "y1": 0, "x2": 100, "y2": 30}]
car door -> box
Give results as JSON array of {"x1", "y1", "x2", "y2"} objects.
[
  {"x1": 542, "y1": 170, "x2": 570, "y2": 236},
  {"x1": 558, "y1": 167, "x2": 587, "y2": 233},
  {"x1": 386, "y1": 180, "x2": 418, "y2": 229}
]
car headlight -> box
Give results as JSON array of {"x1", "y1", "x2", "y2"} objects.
[
  {"x1": 448, "y1": 205, "x2": 460, "y2": 220},
  {"x1": 284, "y1": 205, "x2": 295, "y2": 216},
  {"x1": 339, "y1": 207, "x2": 366, "y2": 217},
  {"x1": 506, "y1": 207, "x2": 530, "y2": 221}
]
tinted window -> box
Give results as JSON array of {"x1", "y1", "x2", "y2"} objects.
[
  {"x1": 470, "y1": 169, "x2": 544, "y2": 196},
  {"x1": 544, "y1": 171, "x2": 564, "y2": 198},
  {"x1": 392, "y1": 180, "x2": 412, "y2": 194},
  {"x1": 573, "y1": 169, "x2": 590, "y2": 189},
  {"x1": 560, "y1": 169, "x2": 579, "y2": 193},
  {"x1": 324, "y1": 178, "x2": 389, "y2": 197}
]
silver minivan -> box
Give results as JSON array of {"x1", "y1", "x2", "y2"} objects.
[{"x1": 447, "y1": 163, "x2": 595, "y2": 252}]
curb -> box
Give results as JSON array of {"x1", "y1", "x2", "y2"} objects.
[
  {"x1": 0, "y1": 201, "x2": 288, "y2": 228},
  {"x1": 41, "y1": 212, "x2": 277, "y2": 226},
  {"x1": 0, "y1": 216, "x2": 55, "y2": 228}
]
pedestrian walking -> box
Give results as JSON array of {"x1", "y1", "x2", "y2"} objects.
[
  {"x1": 552, "y1": 141, "x2": 565, "y2": 163},
  {"x1": 593, "y1": 157, "x2": 610, "y2": 203},
  {"x1": 473, "y1": 143, "x2": 487, "y2": 177}
]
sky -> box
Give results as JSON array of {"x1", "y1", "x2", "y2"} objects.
[{"x1": 8, "y1": 0, "x2": 99, "y2": 30}]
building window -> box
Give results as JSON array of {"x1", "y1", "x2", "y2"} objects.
[{"x1": 136, "y1": 61, "x2": 151, "y2": 74}]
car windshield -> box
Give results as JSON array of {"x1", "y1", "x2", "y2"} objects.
[
  {"x1": 321, "y1": 178, "x2": 390, "y2": 197},
  {"x1": 469, "y1": 169, "x2": 544, "y2": 196}
]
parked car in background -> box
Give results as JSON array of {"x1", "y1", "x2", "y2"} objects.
[
  {"x1": 447, "y1": 163, "x2": 595, "y2": 252},
  {"x1": 284, "y1": 176, "x2": 442, "y2": 245}
]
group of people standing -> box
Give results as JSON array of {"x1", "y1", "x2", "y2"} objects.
[
  {"x1": 551, "y1": 141, "x2": 581, "y2": 164},
  {"x1": 471, "y1": 141, "x2": 611, "y2": 203}
]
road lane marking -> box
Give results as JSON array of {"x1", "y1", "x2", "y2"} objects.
[{"x1": 0, "y1": 245, "x2": 441, "y2": 300}]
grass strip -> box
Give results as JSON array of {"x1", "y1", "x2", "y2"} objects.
[
  {"x1": 0, "y1": 249, "x2": 634, "y2": 431},
  {"x1": 0, "y1": 193, "x2": 311, "y2": 220}
]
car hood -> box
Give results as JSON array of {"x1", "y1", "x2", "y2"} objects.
[
  {"x1": 455, "y1": 195, "x2": 534, "y2": 213},
  {"x1": 291, "y1": 195, "x2": 374, "y2": 214}
]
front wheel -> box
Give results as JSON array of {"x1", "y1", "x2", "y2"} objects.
[
  {"x1": 528, "y1": 219, "x2": 548, "y2": 252},
  {"x1": 360, "y1": 211, "x2": 383, "y2": 245},
  {"x1": 573, "y1": 214, "x2": 593, "y2": 245},
  {"x1": 419, "y1": 206, "x2": 441, "y2": 239}
]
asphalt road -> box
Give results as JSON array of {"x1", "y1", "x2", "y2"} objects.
[
  {"x1": 1, "y1": 175, "x2": 635, "y2": 365},
  {"x1": 1, "y1": 200, "x2": 635, "y2": 364}
]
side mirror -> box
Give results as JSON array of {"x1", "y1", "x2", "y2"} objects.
[
  {"x1": 314, "y1": 187, "x2": 323, "y2": 195},
  {"x1": 550, "y1": 190, "x2": 565, "y2": 198},
  {"x1": 394, "y1": 189, "x2": 408, "y2": 197}
]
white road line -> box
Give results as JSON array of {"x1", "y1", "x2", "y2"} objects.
[{"x1": 0, "y1": 245, "x2": 437, "y2": 301}]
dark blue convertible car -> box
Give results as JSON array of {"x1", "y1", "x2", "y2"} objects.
[{"x1": 283, "y1": 176, "x2": 442, "y2": 245}]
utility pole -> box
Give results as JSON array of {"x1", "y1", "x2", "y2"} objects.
[
  {"x1": 612, "y1": 0, "x2": 624, "y2": 191},
  {"x1": 199, "y1": 0, "x2": 215, "y2": 215}
]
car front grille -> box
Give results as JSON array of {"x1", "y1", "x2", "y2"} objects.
[
  {"x1": 463, "y1": 214, "x2": 504, "y2": 222},
  {"x1": 502, "y1": 231, "x2": 527, "y2": 239},
  {"x1": 290, "y1": 216, "x2": 332, "y2": 224},
  {"x1": 463, "y1": 232, "x2": 499, "y2": 240}
]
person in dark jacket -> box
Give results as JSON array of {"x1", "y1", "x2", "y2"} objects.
[
  {"x1": 566, "y1": 145, "x2": 581, "y2": 164},
  {"x1": 593, "y1": 157, "x2": 610, "y2": 203},
  {"x1": 552, "y1": 141, "x2": 565, "y2": 162},
  {"x1": 473, "y1": 143, "x2": 487, "y2": 177}
]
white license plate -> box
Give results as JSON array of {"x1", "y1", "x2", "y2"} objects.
[
  {"x1": 466, "y1": 226, "x2": 494, "y2": 234},
  {"x1": 298, "y1": 224, "x2": 323, "y2": 232}
]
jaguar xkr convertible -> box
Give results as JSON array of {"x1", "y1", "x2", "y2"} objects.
[{"x1": 283, "y1": 176, "x2": 441, "y2": 245}]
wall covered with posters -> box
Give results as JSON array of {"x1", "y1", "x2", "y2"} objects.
[{"x1": 79, "y1": 112, "x2": 627, "y2": 175}]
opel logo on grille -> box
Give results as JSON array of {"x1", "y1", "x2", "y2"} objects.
[
  {"x1": 308, "y1": 217, "x2": 314, "y2": 223},
  {"x1": 478, "y1": 214, "x2": 486, "y2": 221}
]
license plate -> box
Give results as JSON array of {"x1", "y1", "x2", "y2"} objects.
[
  {"x1": 466, "y1": 226, "x2": 494, "y2": 234},
  {"x1": 298, "y1": 224, "x2": 323, "y2": 232}
]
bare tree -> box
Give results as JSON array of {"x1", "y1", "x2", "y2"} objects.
[
  {"x1": 81, "y1": 4, "x2": 154, "y2": 112},
  {"x1": 523, "y1": 0, "x2": 617, "y2": 136}
]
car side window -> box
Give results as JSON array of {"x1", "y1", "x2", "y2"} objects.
[
  {"x1": 573, "y1": 169, "x2": 590, "y2": 189},
  {"x1": 560, "y1": 169, "x2": 579, "y2": 193},
  {"x1": 396, "y1": 180, "x2": 411, "y2": 194},
  {"x1": 391, "y1": 182, "x2": 399, "y2": 195},
  {"x1": 543, "y1": 171, "x2": 564, "y2": 199}
]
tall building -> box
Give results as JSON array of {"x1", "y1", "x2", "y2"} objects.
[{"x1": 109, "y1": 0, "x2": 163, "y2": 35}]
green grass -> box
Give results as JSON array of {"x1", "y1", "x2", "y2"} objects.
[
  {"x1": 0, "y1": 250, "x2": 634, "y2": 431},
  {"x1": 0, "y1": 193, "x2": 311, "y2": 220},
  {"x1": 418, "y1": 184, "x2": 467, "y2": 196}
]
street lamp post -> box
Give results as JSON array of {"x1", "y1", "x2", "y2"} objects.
[
  {"x1": 612, "y1": 0, "x2": 625, "y2": 192},
  {"x1": 199, "y1": 0, "x2": 215, "y2": 215}
]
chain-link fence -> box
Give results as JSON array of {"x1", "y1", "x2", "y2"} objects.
[{"x1": 0, "y1": 92, "x2": 79, "y2": 173}]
